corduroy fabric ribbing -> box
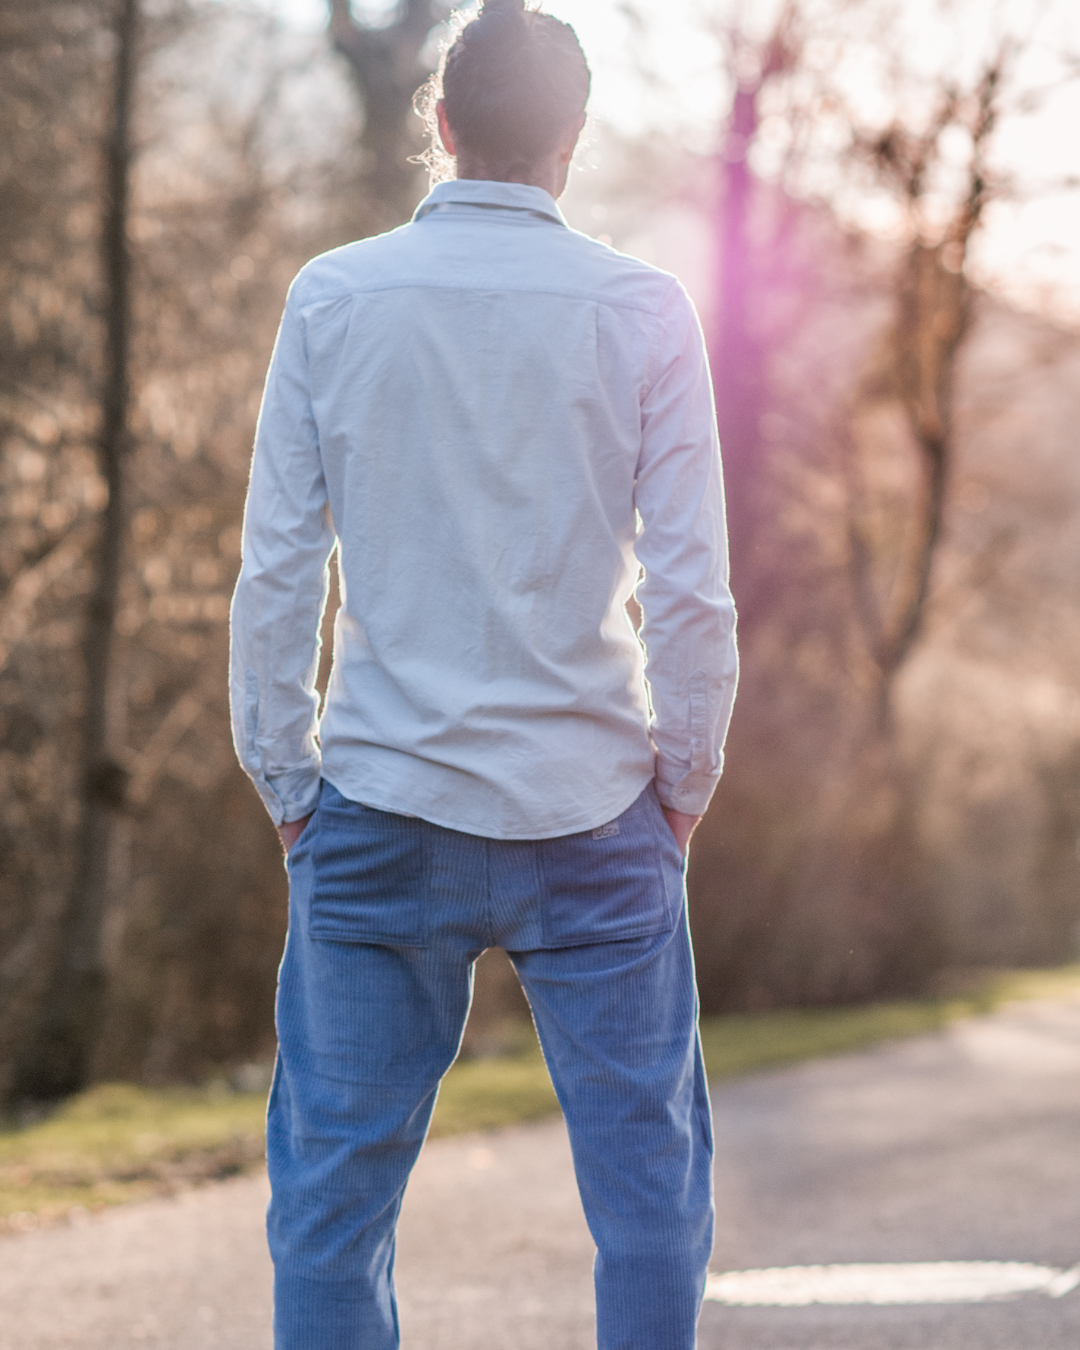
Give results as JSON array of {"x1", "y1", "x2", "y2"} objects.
[{"x1": 268, "y1": 779, "x2": 714, "y2": 1349}]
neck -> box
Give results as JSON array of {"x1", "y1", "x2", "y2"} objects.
[{"x1": 454, "y1": 154, "x2": 564, "y2": 199}]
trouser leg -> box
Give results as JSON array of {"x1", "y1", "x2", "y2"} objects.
[
  {"x1": 512, "y1": 905, "x2": 714, "y2": 1350},
  {"x1": 268, "y1": 804, "x2": 475, "y2": 1350}
]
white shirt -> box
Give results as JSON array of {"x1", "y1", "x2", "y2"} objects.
[{"x1": 229, "y1": 179, "x2": 738, "y2": 840}]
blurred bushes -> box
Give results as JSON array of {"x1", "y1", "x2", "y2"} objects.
[
  {"x1": 0, "y1": 0, "x2": 353, "y2": 1090},
  {"x1": 688, "y1": 258, "x2": 1080, "y2": 1008}
]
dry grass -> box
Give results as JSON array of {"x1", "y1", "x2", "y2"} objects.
[
  {"x1": 3, "y1": 963, "x2": 1078, "y2": 1233},
  {"x1": 0, "y1": 1083, "x2": 266, "y2": 1234}
]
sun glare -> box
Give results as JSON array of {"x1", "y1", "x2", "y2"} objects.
[{"x1": 261, "y1": 0, "x2": 1080, "y2": 322}]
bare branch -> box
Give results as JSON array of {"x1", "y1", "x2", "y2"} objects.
[
  {"x1": 121, "y1": 687, "x2": 207, "y2": 808},
  {"x1": 0, "y1": 529, "x2": 91, "y2": 671}
]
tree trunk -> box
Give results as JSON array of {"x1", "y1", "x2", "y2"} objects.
[
  {"x1": 713, "y1": 85, "x2": 763, "y2": 585},
  {"x1": 845, "y1": 52, "x2": 1003, "y2": 725},
  {"x1": 11, "y1": 0, "x2": 138, "y2": 1103},
  {"x1": 327, "y1": 0, "x2": 446, "y2": 232},
  {"x1": 710, "y1": 11, "x2": 796, "y2": 634}
]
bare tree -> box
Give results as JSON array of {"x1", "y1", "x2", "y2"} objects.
[
  {"x1": 12, "y1": 0, "x2": 140, "y2": 1102},
  {"x1": 327, "y1": 0, "x2": 451, "y2": 229},
  {"x1": 842, "y1": 48, "x2": 1010, "y2": 726},
  {"x1": 710, "y1": 3, "x2": 799, "y2": 629}
]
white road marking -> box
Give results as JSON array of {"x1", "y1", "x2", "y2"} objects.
[
  {"x1": 704, "y1": 1261, "x2": 1080, "y2": 1306},
  {"x1": 1047, "y1": 1264, "x2": 1080, "y2": 1298}
]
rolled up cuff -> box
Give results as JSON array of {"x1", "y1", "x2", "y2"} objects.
[
  {"x1": 264, "y1": 762, "x2": 323, "y2": 827},
  {"x1": 654, "y1": 755, "x2": 724, "y2": 818}
]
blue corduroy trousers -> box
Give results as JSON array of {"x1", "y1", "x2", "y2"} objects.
[{"x1": 268, "y1": 779, "x2": 714, "y2": 1350}]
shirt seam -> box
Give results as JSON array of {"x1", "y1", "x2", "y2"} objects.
[{"x1": 295, "y1": 279, "x2": 668, "y2": 320}]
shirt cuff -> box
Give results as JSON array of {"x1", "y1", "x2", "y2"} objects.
[
  {"x1": 264, "y1": 763, "x2": 323, "y2": 827},
  {"x1": 654, "y1": 755, "x2": 724, "y2": 818}
]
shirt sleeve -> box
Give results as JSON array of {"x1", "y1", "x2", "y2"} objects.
[
  {"x1": 229, "y1": 280, "x2": 335, "y2": 825},
  {"x1": 633, "y1": 279, "x2": 739, "y2": 817}
]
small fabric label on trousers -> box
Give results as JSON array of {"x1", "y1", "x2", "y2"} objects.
[{"x1": 592, "y1": 822, "x2": 621, "y2": 839}]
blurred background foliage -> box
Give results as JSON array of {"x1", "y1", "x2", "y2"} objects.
[{"x1": 0, "y1": 0, "x2": 1078, "y2": 1101}]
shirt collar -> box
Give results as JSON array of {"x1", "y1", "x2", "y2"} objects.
[{"x1": 413, "y1": 179, "x2": 568, "y2": 228}]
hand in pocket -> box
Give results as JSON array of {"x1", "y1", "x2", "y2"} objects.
[{"x1": 660, "y1": 807, "x2": 701, "y2": 858}]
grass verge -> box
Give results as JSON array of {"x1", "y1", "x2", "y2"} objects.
[{"x1": 3, "y1": 963, "x2": 1078, "y2": 1233}]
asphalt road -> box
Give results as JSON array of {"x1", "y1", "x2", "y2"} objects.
[
  {"x1": 703, "y1": 996, "x2": 1080, "y2": 1349},
  {"x1": 3, "y1": 996, "x2": 1080, "y2": 1349}
]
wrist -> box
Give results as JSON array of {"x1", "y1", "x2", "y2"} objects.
[
  {"x1": 660, "y1": 806, "x2": 702, "y2": 858},
  {"x1": 278, "y1": 814, "x2": 313, "y2": 853}
]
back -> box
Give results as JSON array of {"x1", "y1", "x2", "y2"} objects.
[{"x1": 231, "y1": 179, "x2": 737, "y2": 839}]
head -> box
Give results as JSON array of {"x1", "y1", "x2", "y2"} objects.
[{"x1": 423, "y1": 0, "x2": 591, "y2": 198}]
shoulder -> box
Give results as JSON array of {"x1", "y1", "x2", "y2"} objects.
[
  {"x1": 285, "y1": 224, "x2": 414, "y2": 308},
  {"x1": 281, "y1": 215, "x2": 694, "y2": 325},
  {"x1": 555, "y1": 227, "x2": 685, "y2": 317}
]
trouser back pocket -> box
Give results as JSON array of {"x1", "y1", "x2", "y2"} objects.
[{"x1": 309, "y1": 784, "x2": 430, "y2": 948}]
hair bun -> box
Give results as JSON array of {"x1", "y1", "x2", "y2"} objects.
[
  {"x1": 436, "y1": 0, "x2": 590, "y2": 179},
  {"x1": 480, "y1": 0, "x2": 527, "y2": 17}
]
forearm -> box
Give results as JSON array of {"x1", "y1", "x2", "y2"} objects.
[
  {"x1": 634, "y1": 438, "x2": 739, "y2": 814},
  {"x1": 229, "y1": 279, "x2": 335, "y2": 826},
  {"x1": 229, "y1": 554, "x2": 331, "y2": 826},
  {"x1": 634, "y1": 278, "x2": 739, "y2": 819},
  {"x1": 639, "y1": 580, "x2": 738, "y2": 816}
]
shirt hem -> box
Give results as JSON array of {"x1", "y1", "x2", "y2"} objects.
[{"x1": 319, "y1": 767, "x2": 656, "y2": 842}]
